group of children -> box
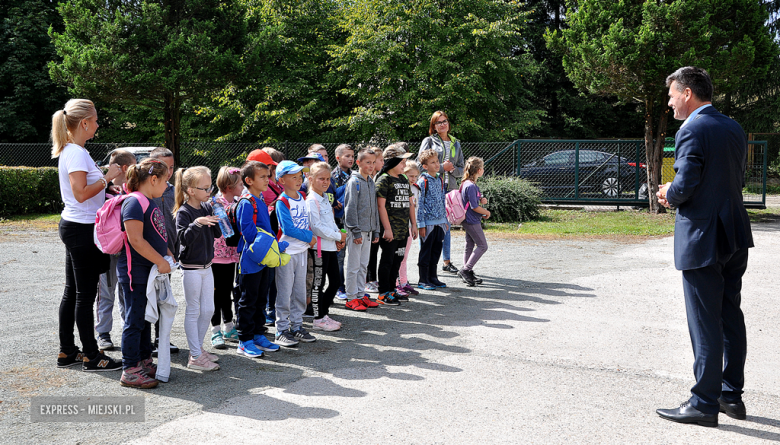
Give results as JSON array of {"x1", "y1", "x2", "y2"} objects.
[{"x1": 92, "y1": 143, "x2": 491, "y2": 389}]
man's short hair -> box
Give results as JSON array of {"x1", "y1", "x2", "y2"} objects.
[
  {"x1": 356, "y1": 147, "x2": 377, "y2": 162},
  {"x1": 109, "y1": 149, "x2": 136, "y2": 167},
  {"x1": 150, "y1": 147, "x2": 174, "y2": 159},
  {"x1": 335, "y1": 144, "x2": 354, "y2": 157},
  {"x1": 665, "y1": 66, "x2": 713, "y2": 102}
]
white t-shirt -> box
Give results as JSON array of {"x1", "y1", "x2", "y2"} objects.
[{"x1": 58, "y1": 143, "x2": 105, "y2": 224}]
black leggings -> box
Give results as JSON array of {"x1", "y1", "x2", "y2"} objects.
[
  {"x1": 309, "y1": 250, "x2": 339, "y2": 320},
  {"x1": 58, "y1": 220, "x2": 109, "y2": 357},
  {"x1": 366, "y1": 240, "x2": 380, "y2": 282},
  {"x1": 211, "y1": 263, "x2": 236, "y2": 326}
]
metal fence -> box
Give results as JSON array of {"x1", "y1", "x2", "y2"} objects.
[
  {"x1": 1, "y1": 139, "x2": 766, "y2": 208},
  {"x1": 484, "y1": 139, "x2": 768, "y2": 208}
]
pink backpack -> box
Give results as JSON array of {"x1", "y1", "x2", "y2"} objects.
[
  {"x1": 94, "y1": 191, "x2": 149, "y2": 289},
  {"x1": 445, "y1": 184, "x2": 470, "y2": 225}
]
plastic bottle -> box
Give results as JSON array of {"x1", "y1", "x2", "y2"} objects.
[{"x1": 211, "y1": 197, "x2": 234, "y2": 238}]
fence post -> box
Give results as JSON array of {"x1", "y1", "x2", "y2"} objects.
[
  {"x1": 516, "y1": 141, "x2": 521, "y2": 176},
  {"x1": 635, "y1": 141, "x2": 640, "y2": 198},
  {"x1": 574, "y1": 141, "x2": 580, "y2": 200},
  {"x1": 762, "y1": 141, "x2": 768, "y2": 206}
]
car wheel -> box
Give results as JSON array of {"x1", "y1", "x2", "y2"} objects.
[{"x1": 601, "y1": 176, "x2": 620, "y2": 197}]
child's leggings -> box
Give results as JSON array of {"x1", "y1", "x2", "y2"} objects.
[
  {"x1": 462, "y1": 222, "x2": 488, "y2": 271},
  {"x1": 211, "y1": 263, "x2": 235, "y2": 327},
  {"x1": 182, "y1": 268, "x2": 215, "y2": 358},
  {"x1": 309, "y1": 249, "x2": 339, "y2": 320}
]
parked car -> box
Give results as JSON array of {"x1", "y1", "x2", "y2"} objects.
[
  {"x1": 519, "y1": 149, "x2": 647, "y2": 198},
  {"x1": 98, "y1": 147, "x2": 155, "y2": 167}
]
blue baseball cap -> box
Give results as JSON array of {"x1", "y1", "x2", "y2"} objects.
[
  {"x1": 296, "y1": 152, "x2": 325, "y2": 163},
  {"x1": 275, "y1": 160, "x2": 308, "y2": 180}
]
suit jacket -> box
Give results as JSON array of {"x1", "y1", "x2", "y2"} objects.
[{"x1": 667, "y1": 106, "x2": 753, "y2": 270}]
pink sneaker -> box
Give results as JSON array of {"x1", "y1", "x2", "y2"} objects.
[
  {"x1": 403, "y1": 284, "x2": 419, "y2": 295},
  {"x1": 312, "y1": 317, "x2": 340, "y2": 332},
  {"x1": 120, "y1": 363, "x2": 158, "y2": 389},
  {"x1": 201, "y1": 351, "x2": 219, "y2": 362},
  {"x1": 188, "y1": 354, "x2": 220, "y2": 371},
  {"x1": 323, "y1": 315, "x2": 341, "y2": 327},
  {"x1": 141, "y1": 357, "x2": 156, "y2": 378}
]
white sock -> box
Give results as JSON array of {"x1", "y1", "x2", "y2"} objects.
[
  {"x1": 224, "y1": 321, "x2": 234, "y2": 332},
  {"x1": 212, "y1": 325, "x2": 221, "y2": 334}
]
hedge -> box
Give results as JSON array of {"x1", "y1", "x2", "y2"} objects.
[
  {"x1": 0, "y1": 167, "x2": 63, "y2": 217},
  {"x1": 478, "y1": 176, "x2": 542, "y2": 222}
]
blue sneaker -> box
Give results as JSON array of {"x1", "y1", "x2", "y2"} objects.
[
  {"x1": 237, "y1": 340, "x2": 264, "y2": 358},
  {"x1": 265, "y1": 309, "x2": 275, "y2": 326},
  {"x1": 253, "y1": 334, "x2": 280, "y2": 352},
  {"x1": 418, "y1": 282, "x2": 436, "y2": 290}
]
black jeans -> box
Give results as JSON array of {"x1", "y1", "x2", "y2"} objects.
[
  {"x1": 417, "y1": 225, "x2": 444, "y2": 285},
  {"x1": 378, "y1": 237, "x2": 407, "y2": 294},
  {"x1": 366, "y1": 240, "x2": 380, "y2": 283},
  {"x1": 211, "y1": 263, "x2": 236, "y2": 326},
  {"x1": 236, "y1": 267, "x2": 271, "y2": 342},
  {"x1": 58, "y1": 219, "x2": 109, "y2": 357},
  {"x1": 309, "y1": 250, "x2": 339, "y2": 320}
]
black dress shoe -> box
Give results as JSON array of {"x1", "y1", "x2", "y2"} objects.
[
  {"x1": 656, "y1": 401, "x2": 718, "y2": 427},
  {"x1": 718, "y1": 397, "x2": 747, "y2": 420}
]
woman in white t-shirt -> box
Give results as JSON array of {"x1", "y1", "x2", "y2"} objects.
[{"x1": 52, "y1": 99, "x2": 123, "y2": 371}]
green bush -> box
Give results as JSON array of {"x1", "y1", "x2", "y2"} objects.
[
  {"x1": 0, "y1": 167, "x2": 63, "y2": 217},
  {"x1": 478, "y1": 176, "x2": 542, "y2": 222}
]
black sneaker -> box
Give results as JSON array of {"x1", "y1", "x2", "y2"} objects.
[
  {"x1": 152, "y1": 339, "x2": 179, "y2": 357},
  {"x1": 82, "y1": 352, "x2": 122, "y2": 372},
  {"x1": 57, "y1": 350, "x2": 84, "y2": 368},
  {"x1": 377, "y1": 292, "x2": 401, "y2": 306},
  {"x1": 458, "y1": 269, "x2": 477, "y2": 287},
  {"x1": 472, "y1": 272, "x2": 483, "y2": 285},
  {"x1": 442, "y1": 263, "x2": 459, "y2": 274},
  {"x1": 292, "y1": 327, "x2": 317, "y2": 343}
]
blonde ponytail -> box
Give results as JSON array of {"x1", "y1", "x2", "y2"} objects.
[
  {"x1": 50, "y1": 99, "x2": 97, "y2": 158},
  {"x1": 173, "y1": 166, "x2": 211, "y2": 215}
]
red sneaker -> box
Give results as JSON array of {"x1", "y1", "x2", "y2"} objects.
[
  {"x1": 346, "y1": 299, "x2": 368, "y2": 311},
  {"x1": 361, "y1": 295, "x2": 380, "y2": 308}
]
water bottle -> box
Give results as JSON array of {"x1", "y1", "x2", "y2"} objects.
[{"x1": 211, "y1": 197, "x2": 234, "y2": 238}]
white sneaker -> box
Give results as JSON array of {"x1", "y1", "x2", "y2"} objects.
[
  {"x1": 323, "y1": 315, "x2": 342, "y2": 328},
  {"x1": 365, "y1": 281, "x2": 379, "y2": 293},
  {"x1": 188, "y1": 354, "x2": 220, "y2": 371},
  {"x1": 335, "y1": 290, "x2": 348, "y2": 300},
  {"x1": 313, "y1": 318, "x2": 340, "y2": 332}
]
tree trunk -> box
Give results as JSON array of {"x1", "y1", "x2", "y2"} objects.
[
  {"x1": 163, "y1": 92, "x2": 181, "y2": 168},
  {"x1": 644, "y1": 98, "x2": 666, "y2": 213}
]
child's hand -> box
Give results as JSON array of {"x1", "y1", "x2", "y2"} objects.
[
  {"x1": 196, "y1": 216, "x2": 220, "y2": 226},
  {"x1": 340, "y1": 231, "x2": 348, "y2": 243},
  {"x1": 419, "y1": 227, "x2": 427, "y2": 239},
  {"x1": 310, "y1": 235, "x2": 317, "y2": 247},
  {"x1": 354, "y1": 237, "x2": 363, "y2": 245},
  {"x1": 480, "y1": 197, "x2": 488, "y2": 205},
  {"x1": 157, "y1": 260, "x2": 171, "y2": 274},
  {"x1": 336, "y1": 241, "x2": 345, "y2": 251},
  {"x1": 382, "y1": 230, "x2": 394, "y2": 242},
  {"x1": 372, "y1": 237, "x2": 379, "y2": 244},
  {"x1": 483, "y1": 210, "x2": 491, "y2": 220},
  {"x1": 411, "y1": 227, "x2": 419, "y2": 240}
]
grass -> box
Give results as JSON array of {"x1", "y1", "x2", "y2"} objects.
[
  {"x1": 483, "y1": 206, "x2": 780, "y2": 239},
  {"x1": 0, "y1": 212, "x2": 61, "y2": 231}
]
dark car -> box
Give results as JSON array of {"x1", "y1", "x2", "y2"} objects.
[{"x1": 519, "y1": 150, "x2": 647, "y2": 198}]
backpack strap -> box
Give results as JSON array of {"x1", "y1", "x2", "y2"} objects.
[{"x1": 237, "y1": 194, "x2": 257, "y2": 244}]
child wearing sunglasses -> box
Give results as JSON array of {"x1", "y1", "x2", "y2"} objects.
[{"x1": 174, "y1": 166, "x2": 222, "y2": 371}]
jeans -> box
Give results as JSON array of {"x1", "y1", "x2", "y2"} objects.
[
  {"x1": 417, "y1": 225, "x2": 444, "y2": 284},
  {"x1": 442, "y1": 225, "x2": 451, "y2": 262},
  {"x1": 120, "y1": 282, "x2": 153, "y2": 369},
  {"x1": 58, "y1": 219, "x2": 109, "y2": 357},
  {"x1": 95, "y1": 254, "x2": 126, "y2": 336}
]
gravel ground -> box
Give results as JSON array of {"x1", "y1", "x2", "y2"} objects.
[{"x1": 0, "y1": 218, "x2": 778, "y2": 444}]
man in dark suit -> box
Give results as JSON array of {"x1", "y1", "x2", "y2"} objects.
[{"x1": 655, "y1": 67, "x2": 754, "y2": 427}]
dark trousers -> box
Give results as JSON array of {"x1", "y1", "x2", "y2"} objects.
[
  {"x1": 211, "y1": 263, "x2": 235, "y2": 326},
  {"x1": 236, "y1": 267, "x2": 271, "y2": 342},
  {"x1": 266, "y1": 269, "x2": 277, "y2": 314},
  {"x1": 378, "y1": 236, "x2": 407, "y2": 294},
  {"x1": 682, "y1": 247, "x2": 749, "y2": 414},
  {"x1": 58, "y1": 220, "x2": 109, "y2": 357},
  {"x1": 309, "y1": 250, "x2": 339, "y2": 320},
  {"x1": 120, "y1": 283, "x2": 153, "y2": 369},
  {"x1": 417, "y1": 225, "x2": 444, "y2": 284},
  {"x1": 367, "y1": 241, "x2": 380, "y2": 283},
  {"x1": 337, "y1": 248, "x2": 346, "y2": 293}
]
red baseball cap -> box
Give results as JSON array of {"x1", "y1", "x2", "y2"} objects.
[{"x1": 247, "y1": 149, "x2": 278, "y2": 166}]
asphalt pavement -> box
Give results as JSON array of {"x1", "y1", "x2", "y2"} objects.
[{"x1": 0, "y1": 215, "x2": 778, "y2": 444}]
